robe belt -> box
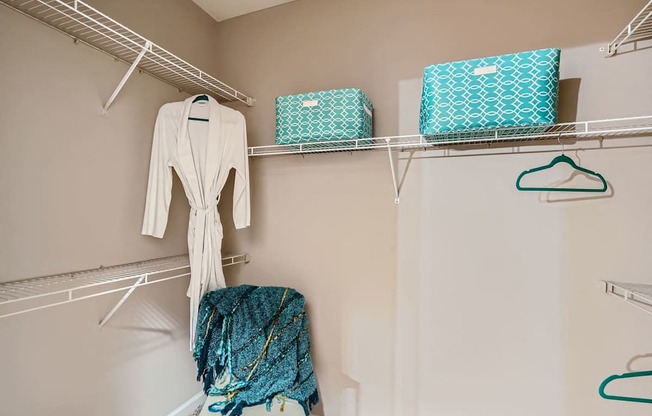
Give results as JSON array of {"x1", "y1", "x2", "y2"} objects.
[
  {"x1": 188, "y1": 196, "x2": 221, "y2": 348},
  {"x1": 189, "y1": 195, "x2": 220, "y2": 216}
]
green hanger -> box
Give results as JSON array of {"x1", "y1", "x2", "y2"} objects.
[
  {"x1": 189, "y1": 94, "x2": 209, "y2": 122},
  {"x1": 599, "y1": 371, "x2": 652, "y2": 404},
  {"x1": 516, "y1": 153, "x2": 608, "y2": 193}
]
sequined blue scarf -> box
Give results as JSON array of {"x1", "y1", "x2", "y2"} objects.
[{"x1": 194, "y1": 285, "x2": 319, "y2": 416}]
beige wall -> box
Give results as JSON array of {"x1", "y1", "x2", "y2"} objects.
[
  {"x1": 0, "y1": 0, "x2": 230, "y2": 414},
  {"x1": 212, "y1": 0, "x2": 642, "y2": 143},
  {"x1": 213, "y1": 1, "x2": 649, "y2": 415},
  {"x1": 1, "y1": 0, "x2": 650, "y2": 415}
]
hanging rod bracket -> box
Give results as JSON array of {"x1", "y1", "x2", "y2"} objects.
[{"x1": 101, "y1": 41, "x2": 152, "y2": 115}]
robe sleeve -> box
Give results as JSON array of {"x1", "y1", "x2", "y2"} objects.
[
  {"x1": 231, "y1": 112, "x2": 251, "y2": 229},
  {"x1": 142, "y1": 107, "x2": 174, "y2": 238}
]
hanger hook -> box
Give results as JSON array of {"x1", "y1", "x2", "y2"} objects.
[{"x1": 558, "y1": 135, "x2": 564, "y2": 155}]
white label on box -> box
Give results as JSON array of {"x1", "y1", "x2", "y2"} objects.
[
  {"x1": 474, "y1": 65, "x2": 497, "y2": 76},
  {"x1": 303, "y1": 100, "x2": 319, "y2": 107},
  {"x1": 363, "y1": 104, "x2": 373, "y2": 118}
]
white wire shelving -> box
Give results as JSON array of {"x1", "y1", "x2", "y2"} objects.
[
  {"x1": 606, "y1": 0, "x2": 652, "y2": 55},
  {"x1": 604, "y1": 281, "x2": 652, "y2": 315},
  {"x1": 0, "y1": 0, "x2": 254, "y2": 112},
  {"x1": 0, "y1": 254, "x2": 250, "y2": 326},
  {"x1": 249, "y1": 116, "x2": 652, "y2": 204},
  {"x1": 248, "y1": 116, "x2": 652, "y2": 157}
]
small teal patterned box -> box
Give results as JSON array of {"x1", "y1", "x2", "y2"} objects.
[
  {"x1": 275, "y1": 88, "x2": 373, "y2": 145},
  {"x1": 419, "y1": 48, "x2": 560, "y2": 135}
]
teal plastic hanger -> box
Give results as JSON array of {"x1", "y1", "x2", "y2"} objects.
[
  {"x1": 599, "y1": 371, "x2": 652, "y2": 404},
  {"x1": 189, "y1": 94, "x2": 209, "y2": 122},
  {"x1": 516, "y1": 153, "x2": 608, "y2": 193}
]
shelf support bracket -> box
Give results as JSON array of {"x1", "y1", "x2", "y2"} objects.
[
  {"x1": 102, "y1": 41, "x2": 151, "y2": 115},
  {"x1": 604, "y1": 281, "x2": 652, "y2": 316},
  {"x1": 98, "y1": 274, "x2": 147, "y2": 329},
  {"x1": 96, "y1": 255, "x2": 249, "y2": 329},
  {"x1": 385, "y1": 138, "x2": 400, "y2": 204}
]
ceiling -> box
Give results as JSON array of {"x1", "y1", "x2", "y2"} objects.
[{"x1": 192, "y1": 0, "x2": 299, "y2": 22}]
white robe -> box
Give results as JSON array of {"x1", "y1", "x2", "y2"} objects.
[{"x1": 142, "y1": 95, "x2": 250, "y2": 345}]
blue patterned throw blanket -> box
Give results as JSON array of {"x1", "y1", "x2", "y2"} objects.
[{"x1": 194, "y1": 285, "x2": 319, "y2": 416}]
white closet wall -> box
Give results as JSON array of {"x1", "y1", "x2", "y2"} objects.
[
  {"x1": 212, "y1": 1, "x2": 650, "y2": 415},
  {"x1": 397, "y1": 43, "x2": 652, "y2": 416}
]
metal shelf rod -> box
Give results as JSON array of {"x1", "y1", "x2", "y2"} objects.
[
  {"x1": 0, "y1": 254, "x2": 250, "y2": 321},
  {"x1": 0, "y1": 0, "x2": 254, "y2": 108}
]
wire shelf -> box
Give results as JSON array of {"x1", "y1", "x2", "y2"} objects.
[
  {"x1": 0, "y1": 254, "x2": 249, "y2": 319},
  {"x1": 608, "y1": 0, "x2": 652, "y2": 55},
  {"x1": 248, "y1": 116, "x2": 652, "y2": 157},
  {"x1": 604, "y1": 281, "x2": 652, "y2": 316},
  {"x1": 0, "y1": 0, "x2": 254, "y2": 106}
]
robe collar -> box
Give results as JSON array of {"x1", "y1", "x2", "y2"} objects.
[{"x1": 177, "y1": 94, "x2": 223, "y2": 209}]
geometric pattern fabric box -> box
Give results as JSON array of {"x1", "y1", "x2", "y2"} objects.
[
  {"x1": 276, "y1": 88, "x2": 373, "y2": 145},
  {"x1": 419, "y1": 48, "x2": 560, "y2": 135}
]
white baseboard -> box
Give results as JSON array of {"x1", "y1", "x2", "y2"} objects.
[{"x1": 167, "y1": 390, "x2": 205, "y2": 416}]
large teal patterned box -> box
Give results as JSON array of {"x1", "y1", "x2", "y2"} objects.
[
  {"x1": 419, "y1": 48, "x2": 560, "y2": 135},
  {"x1": 275, "y1": 88, "x2": 373, "y2": 145}
]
